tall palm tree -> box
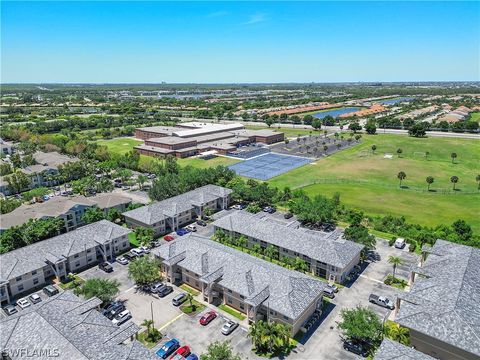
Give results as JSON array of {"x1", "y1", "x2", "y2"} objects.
[
  {"x1": 371, "y1": 145, "x2": 377, "y2": 154},
  {"x1": 388, "y1": 255, "x2": 404, "y2": 278},
  {"x1": 426, "y1": 176, "x2": 434, "y2": 191},
  {"x1": 141, "y1": 319, "x2": 154, "y2": 336},
  {"x1": 397, "y1": 171, "x2": 406, "y2": 187},
  {"x1": 450, "y1": 175, "x2": 459, "y2": 190}
]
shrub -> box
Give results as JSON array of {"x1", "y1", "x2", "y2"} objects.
[
  {"x1": 388, "y1": 237, "x2": 396, "y2": 247},
  {"x1": 409, "y1": 242, "x2": 417, "y2": 252}
]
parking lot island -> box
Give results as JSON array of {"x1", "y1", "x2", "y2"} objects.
[
  {"x1": 123, "y1": 185, "x2": 232, "y2": 237},
  {"x1": 0, "y1": 220, "x2": 131, "y2": 304},
  {"x1": 213, "y1": 211, "x2": 364, "y2": 284},
  {"x1": 154, "y1": 234, "x2": 327, "y2": 336}
]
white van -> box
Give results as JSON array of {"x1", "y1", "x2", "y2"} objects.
[{"x1": 394, "y1": 238, "x2": 406, "y2": 249}]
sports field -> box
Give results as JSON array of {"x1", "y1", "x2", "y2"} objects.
[
  {"x1": 96, "y1": 138, "x2": 142, "y2": 155},
  {"x1": 268, "y1": 134, "x2": 480, "y2": 232}
]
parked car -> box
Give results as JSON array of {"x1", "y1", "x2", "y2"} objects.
[
  {"x1": 16, "y1": 298, "x2": 31, "y2": 309},
  {"x1": 263, "y1": 206, "x2": 276, "y2": 214},
  {"x1": 43, "y1": 285, "x2": 59, "y2": 297},
  {"x1": 151, "y1": 240, "x2": 161, "y2": 247},
  {"x1": 149, "y1": 282, "x2": 166, "y2": 294},
  {"x1": 104, "y1": 303, "x2": 126, "y2": 320},
  {"x1": 196, "y1": 220, "x2": 207, "y2": 227},
  {"x1": 232, "y1": 204, "x2": 245, "y2": 210},
  {"x1": 156, "y1": 339, "x2": 180, "y2": 359},
  {"x1": 3, "y1": 305, "x2": 18, "y2": 316},
  {"x1": 170, "y1": 345, "x2": 191, "y2": 359},
  {"x1": 99, "y1": 262, "x2": 113, "y2": 273},
  {"x1": 116, "y1": 256, "x2": 128, "y2": 265},
  {"x1": 158, "y1": 285, "x2": 174, "y2": 298},
  {"x1": 131, "y1": 248, "x2": 144, "y2": 256},
  {"x1": 326, "y1": 284, "x2": 338, "y2": 293},
  {"x1": 112, "y1": 309, "x2": 132, "y2": 326},
  {"x1": 124, "y1": 252, "x2": 137, "y2": 261},
  {"x1": 369, "y1": 294, "x2": 395, "y2": 310},
  {"x1": 221, "y1": 320, "x2": 239, "y2": 335},
  {"x1": 139, "y1": 246, "x2": 151, "y2": 254},
  {"x1": 186, "y1": 224, "x2": 197, "y2": 232},
  {"x1": 323, "y1": 287, "x2": 335, "y2": 299},
  {"x1": 283, "y1": 212, "x2": 293, "y2": 219},
  {"x1": 172, "y1": 293, "x2": 188, "y2": 306},
  {"x1": 199, "y1": 310, "x2": 217, "y2": 325},
  {"x1": 29, "y1": 293, "x2": 42, "y2": 304},
  {"x1": 394, "y1": 237, "x2": 406, "y2": 249},
  {"x1": 185, "y1": 354, "x2": 198, "y2": 360},
  {"x1": 164, "y1": 235, "x2": 175, "y2": 242},
  {"x1": 343, "y1": 339, "x2": 368, "y2": 357},
  {"x1": 176, "y1": 228, "x2": 189, "y2": 236}
]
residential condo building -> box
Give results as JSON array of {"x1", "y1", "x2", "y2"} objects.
[
  {"x1": 0, "y1": 220, "x2": 131, "y2": 304},
  {"x1": 213, "y1": 211, "x2": 364, "y2": 283},
  {"x1": 123, "y1": 185, "x2": 232, "y2": 236},
  {"x1": 154, "y1": 234, "x2": 327, "y2": 335}
]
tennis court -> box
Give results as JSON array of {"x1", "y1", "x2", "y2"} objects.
[{"x1": 228, "y1": 153, "x2": 312, "y2": 180}]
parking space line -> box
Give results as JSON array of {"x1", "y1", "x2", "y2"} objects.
[
  {"x1": 359, "y1": 274, "x2": 384, "y2": 285},
  {"x1": 158, "y1": 313, "x2": 184, "y2": 332}
]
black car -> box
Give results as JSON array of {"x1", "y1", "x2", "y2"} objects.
[
  {"x1": 104, "y1": 303, "x2": 126, "y2": 320},
  {"x1": 157, "y1": 285, "x2": 174, "y2": 298},
  {"x1": 123, "y1": 252, "x2": 137, "y2": 261},
  {"x1": 343, "y1": 339, "x2": 368, "y2": 357},
  {"x1": 284, "y1": 212, "x2": 293, "y2": 219},
  {"x1": 322, "y1": 223, "x2": 336, "y2": 232},
  {"x1": 99, "y1": 262, "x2": 113, "y2": 273},
  {"x1": 43, "y1": 285, "x2": 59, "y2": 297},
  {"x1": 196, "y1": 220, "x2": 207, "y2": 226}
]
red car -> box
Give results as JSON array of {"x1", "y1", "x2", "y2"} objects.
[
  {"x1": 199, "y1": 311, "x2": 217, "y2": 326},
  {"x1": 164, "y1": 235, "x2": 174, "y2": 242},
  {"x1": 170, "y1": 345, "x2": 191, "y2": 359}
]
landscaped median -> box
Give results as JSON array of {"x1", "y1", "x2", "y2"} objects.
[
  {"x1": 218, "y1": 304, "x2": 247, "y2": 321},
  {"x1": 180, "y1": 299, "x2": 206, "y2": 316}
]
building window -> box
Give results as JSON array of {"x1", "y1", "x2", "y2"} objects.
[
  {"x1": 74, "y1": 254, "x2": 79, "y2": 258},
  {"x1": 32, "y1": 270, "x2": 37, "y2": 275},
  {"x1": 18, "y1": 285, "x2": 24, "y2": 291},
  {"x1": 87, "y1": 249, "x2": 92, "y2": 253},
  {"x1": 227, "y1": 289, "x2": 232, "y2": 294},
  {"x1": 33, "y1": 278, "x2": 39, "y2": 285},
  {"x1": 15, "y1": 276, "x2": 22, "y2": 282},
  {"x1": 240, "y1": 304, "x2": 245, "y2": 310},
  {"x1": 240, "y1": 295, "x2": 245, "y2": 299},
  {"x1": 227, "y1": 297, "x2": 232, "y2": 304},
  {"x1": 75, "y1": 262, "x2": 80, "y2": 267},
  {"x1": 283, "y1": 315, "x2": 289, "y2": 320}
]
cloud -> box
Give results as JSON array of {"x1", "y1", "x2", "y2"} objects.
[
  {"x1": 243, "y1": 13, "x2": 267, "y2": 25},
  {"x1": 206, "y1": 10, "x2": 229, "y2": 18}
]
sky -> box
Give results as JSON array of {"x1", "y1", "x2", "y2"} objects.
[{"x1": 1, "y1": 1, "x2": 479, "y2": 83}]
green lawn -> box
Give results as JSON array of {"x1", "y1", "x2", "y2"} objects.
[
  {"x1": 177, "y1": 156, "x2": 240, "y2": 168},
  {"x1": 96, "y1": 137, "x2": 142, "y2": 155},
  {"x1": 269, "y1": 134, "x2": 480, "y2": 232},
  {"x1": 470, "y1": 112, "x2": 480, "y2": 123},
  {"x1": 246, "y1": 125, "x2": 321, "y2": 138},
  {"x1": 218, "y1": 304, "x2": 247, "y2": 320}
]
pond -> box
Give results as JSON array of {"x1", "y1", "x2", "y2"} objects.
[{"x1": 313, "y1": 107, "x2": 361, "y2": 119}]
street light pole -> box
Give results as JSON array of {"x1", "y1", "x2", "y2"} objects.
[{"x1": 151, "y1": 301, "x2": 154, "y2": 328}]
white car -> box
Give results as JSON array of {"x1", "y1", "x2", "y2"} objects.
[
  {"x1": 186, "y1": 224, "x2": 197, "y2": 232},
  {"x1": 130, "y1": 248, "x2": 144, "y2": 256},
  {"x1": 28, "y1": 294, "x2": 42, "y2": 304},
  {"x1": 139, "y1": 246, "x2": 150, "y2": 254},
  {"x1": 112, "y1": 309, "x2": 132, "y2": 326},
  {"x1": 116, "y1": 256, "x2": 128, "y2": 265},
  {"x1": 16, "y1": 298, "x2": 31, "y2": 309}
]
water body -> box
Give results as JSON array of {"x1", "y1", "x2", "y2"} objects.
[
  {"x1": 377, "y1": 97, "x2": 415, "y2": 105},
  {"x1": 313, "y1": 107, "x2": 361, "y2": 119}
]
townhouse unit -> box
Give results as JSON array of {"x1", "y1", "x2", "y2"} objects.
[
  {"x1": 0, "y1": 193, "x2": 133, "y2": 233},
  {"x1": 0, "y1": 138, "x2": 14, "y2": 156},
  {"x1": 0, "y1": 291, "x2": 156, "y2": 360},
  {"x1": 154, "y1": 234, "x2": 327, "y2": 335},
  {"x1": 393, "y1": 239, "x2": 480, "y2": 360},
  {"x1": 0, "y1": 220, "x2": 131, "y2": 304},
  {"x1": 123, "y1": 185, "x2": 232, "y2": 236},
  {"x1": 212, "y1": 211, "x2": 364, "y2": 283}
]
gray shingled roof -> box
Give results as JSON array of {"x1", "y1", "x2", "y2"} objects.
[
  {"x1": 0, "y1": 291, "x2": 156, "y2": 360},
  {"x1": 374, "y1": 339, "x2": 435, "y2": 360},
  {"x1": 123, "y1": 185, "x2": 232, "y2": 225},
  {"x1": 213, "y1": 211, "x2": 363, "y2": 269},
  {"x1": 154, "y1": 234, "x2": 326, "y2": 320},
  {"x1": 395, "y1": 239, "x2": 480, "y2": 357},
  {"x1": 0, "y1": 220, "x2": 131, "y2": 281}
]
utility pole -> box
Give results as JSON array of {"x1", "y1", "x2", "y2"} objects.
[{"x1": 151, "y1": 301, "x2": 154, "y2": 328}]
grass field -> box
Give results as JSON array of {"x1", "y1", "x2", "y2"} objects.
[
  {"x1": 96, "y1": 138, "x2": 142, "y2": 155},
  {"x1": 246, "y1": 125, "x2": 320, "y2": 138},
  {"x1": 139, "y1": 155, "x2": 239, "y2": 169},
  {"x1": 470, "y1": 112, "x2": 480, "y2": 122},
  {"x1": 268, "y1": 134, "x2": 480, "y2": 232}
]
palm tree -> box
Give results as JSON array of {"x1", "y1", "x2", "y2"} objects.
[
  {"x1": 371, "y1": 145, "x2": 377, "y2": 154},
  {"x1": 396, "y1": 148, "x2": 403, "y2": 157},
  {"x1": 252, "y1": 244, "x2": 262, "y2": 256},
  {"x1": 323, "y1": 145, "x2": 328, "y2": 154},
  {"x1": 284, "y1": 139, "x2": 289, "y2": 148},
  {"x1": 384, "y1": 322, "x2": 410, "y2": 345},
  {"x1": 141, "y1": 319, "x2": 154, "y2": 337},
  {"x1": 451, "y1": 152, "x2": 457, "y2": 164},
  {"x1": 388, "y1": 256, "x2": 404, "y2": 278},
  {"x1": 185, "y1": 293, "x2": 195, "y2": 311},
  {"x1": 397, "y1": 171, "x2": 406, "y2": 187},
  {"x1": 336, "y1": 143, "x2": 342, "y2": 150},
  {"x1": 237, "y1": 235, "x2": 248, "y2": 251},
  {"x1": 426, "y1": 176, "x2": 434, "y2": 191},
  {"x1": 264, "y1": 245, "x2": 278, "y2": 260},
  {"x1": 450, "y1": 175, "x2": 459, "y2": 190},
  {"x1": 476, "y1": 174, "x2": 480, "y2": 191}
]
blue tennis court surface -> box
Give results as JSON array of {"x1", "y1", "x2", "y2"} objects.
[{"x1": 228, "y1": 153, "x2": 312, "y2": 180}]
